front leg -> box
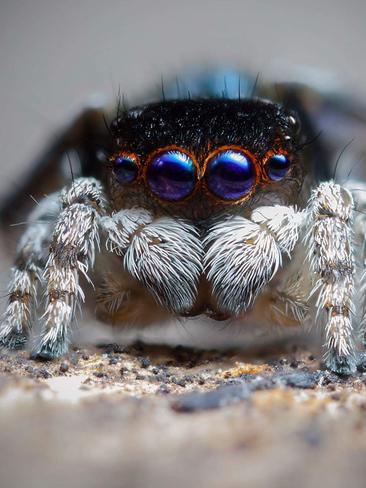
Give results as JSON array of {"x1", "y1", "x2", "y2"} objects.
[
  {"x1": 32, "y1": 177, "x2": 106, "y2": 359},
  {"x1": 306, "y1": 181, "x2": 356, "y2": 373},
  {"x1": 0, "y1": 194, "x2": 60, "y2": 349}
]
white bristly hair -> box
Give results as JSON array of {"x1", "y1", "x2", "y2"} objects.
[
  {"x1": 305, "y1": 181, "x2": 356, "y2": 372},
  {"x1": 33, "y1": 178, "x2": 105, "y2": 358},
  {"x1": 204, "y1": 205, "x2": 304, "y2": 315},
  {"x1": 101, "y1": 208, "x2": 153, "y2": 255},
  {"x1": 0, "y1": 193, "x2": 60, "y2": 349},
  {"x1": 124, "y1": 216, "x2": 203, "y2": 313}
]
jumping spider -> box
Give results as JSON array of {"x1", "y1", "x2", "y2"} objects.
[{"x1": 1, "y1": 70, "x2": 366, "y2": 374}]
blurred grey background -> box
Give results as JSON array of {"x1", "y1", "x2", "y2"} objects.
[{"x1": 0, "y1": 0, "x2": 366, "y2": 297}]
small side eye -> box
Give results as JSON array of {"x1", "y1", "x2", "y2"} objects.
[
  {"x1": 112, "y1": 154, "x2": 139, "y2": 183},
  {"x1": 265, "y1": 154, "x2": 290, "y2": 181}
]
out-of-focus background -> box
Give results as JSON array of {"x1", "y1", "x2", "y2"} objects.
[{"x1": 1, "y1": 2, "x2": 366, "y2": 488}]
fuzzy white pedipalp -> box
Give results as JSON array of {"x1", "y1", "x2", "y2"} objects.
[
  {"x1": 124, "y1": 217, "x2": 203, "y2": 313},
  {"x1": 100, "y1": 208, "x2": 153, "y2": 255},
  {"x1": 204, "y1": 205, "x2": 303, "y2": 315}
]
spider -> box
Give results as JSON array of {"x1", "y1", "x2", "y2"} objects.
[{"x1": 1, "y1": 69, "x2": 365, "y2": 374}]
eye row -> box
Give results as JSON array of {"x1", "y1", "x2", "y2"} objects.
[{"x1": 111, "y1": 147, "x2": 291, "y2": 202}]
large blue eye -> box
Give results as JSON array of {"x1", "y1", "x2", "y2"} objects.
[
  {"x1": 147, "y1": 150, "x2": 196, "y2": 201},
  {"x1": 206, "y1": 149, "x2": 255, "y2": 200},
  {"x1": 266, "y1": 154, "x2": 290, "y2": 181},
  {"x1": 113, "y1": 155, "x2": 139, "y2": 183}
]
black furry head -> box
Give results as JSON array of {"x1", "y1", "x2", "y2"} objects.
[{"x1": 107, "y1": 98, "x2": 306, "y2": 218}]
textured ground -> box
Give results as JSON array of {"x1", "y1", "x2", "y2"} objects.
[{"x1": 1, "y1": 340, "x2": 366, "y2": 488}]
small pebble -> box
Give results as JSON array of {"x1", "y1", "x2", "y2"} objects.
[
  {"x1": 36, "y1": 368, "x2": 52, "y2": 379},
  {"x1": 103, "y1": 343, "x2": 125, "y2": 354},
  {"x1": 172, "y1": 383, "x2": 250, "y2": 412},
  {"x1": 59, "y1": 362, "x2": 69, "y2": 373},
  {"x1": 172, "y1": 377, "x2": 187, "y2": 388},
  {"x1": 156, "y1": 384, "x2": 170, "y2": 395},
  {"x1": 138, "y1": 357, "x2": 151, "y2": 369},
  {"x1": 120, "y1": 367, "x2": 128, "y2": 377},
  {"x1": 93, "y1": 371, "x2": 107, "y2": 378},
  {"x1": 277, "y1": 371, "x2": 319, "y2": 389},
  {"x1": 155, "y1": 373, "x2": 169, "y2": 383}
]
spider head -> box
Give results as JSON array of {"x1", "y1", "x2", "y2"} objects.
[{"x1": 108, "y1": 99, "x2": 304, "y2": 219}]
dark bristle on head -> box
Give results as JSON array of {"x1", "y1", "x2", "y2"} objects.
[{"x1": 110, "y1": 99, "x2": 300, "y2": 164}]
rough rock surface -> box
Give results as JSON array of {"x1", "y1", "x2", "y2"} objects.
[{"x1": 1, "y1": 341, "x2": 366, "y2": 488}]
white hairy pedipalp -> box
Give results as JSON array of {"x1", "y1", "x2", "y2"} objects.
[
  {"x1": 101, "y1": 210, "x2": 203, "y2": 313},
  {"x1": 124, "y1": 217, "x2": 203, "y2": 313},
  {"x1": 204, "y1": 205, "x2": 305, "y2": 315}
]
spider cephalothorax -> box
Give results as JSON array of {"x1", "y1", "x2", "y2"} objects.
[
  {"x1": 0, "y1": 73, "x2": 364, "y2": 375},
  {"x1": 107, "y1": 99, "x2": 305, "y2": 220}
]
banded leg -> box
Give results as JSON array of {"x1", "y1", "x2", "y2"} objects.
[
  {"x1": 346, "y1": 183, "x2": 366, "y2": 346},
  {"x1": 32, "y1": 177, "x2": 105, "y2": 359},
  {"x1": 204, "y1": 205, "x2": 305, "y2": 315},
  {"x1": 306, "y1": 181, "x2": 356, "y2": 373},
  {"x1": 0, "y1": 194, "x2": 60, "y2": 349}
]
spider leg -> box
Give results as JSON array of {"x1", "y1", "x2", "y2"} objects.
[
  {"x1": 204, "y1": 205, "x2": 305, "y2": 315},
  {"x1": 269, "y1": 271, "x2": 311, "y2": 327},
  {"x1": 346, "y1": 183, "x2": 366, "y2": 347},
  {"x1": 0, "y1": 194, "x2": 60, "y2": 349},
  {"x1": 31, "y1": 177, "x2": 106, "y2": 360},
  {"x1": 306, "y1": 181, "x2": 356, "y2": 373}
]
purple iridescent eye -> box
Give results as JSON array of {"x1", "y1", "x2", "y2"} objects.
[
  {"x1": 206, "y1": 149, "x2": 255, "y2": 200},
  {"x1": 147, "y1": 150, "x2": 196, "y2": 201},
  {"x1": 113, "y1": 155, "x2": 138, "y2": 183},
  {"x1": 266, "y1": 154, "x2": 290, "y2": 181}
]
